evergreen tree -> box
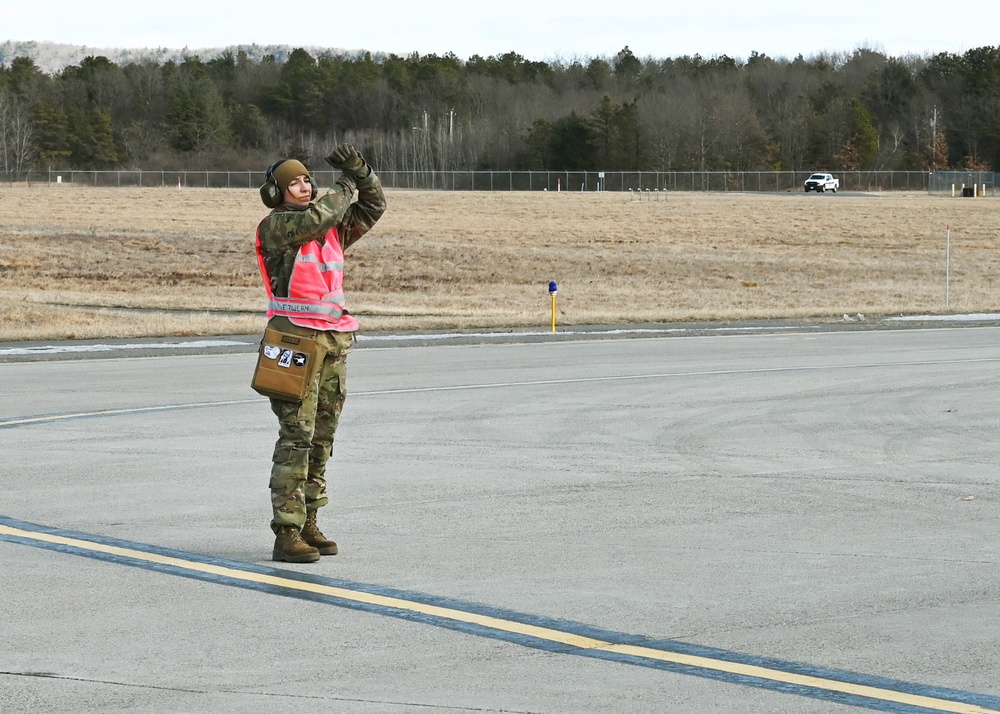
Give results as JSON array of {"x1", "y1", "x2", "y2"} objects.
[
  {"x1": 549, "y1": 112, "x2": 596, "y2": 170},
  {"x1": 164, "y1": 59, "x2": 231, "y2": 153},
  {"x1": 4, "y1": 42, "x2": 1000, "y2": 172},
  {"x1": 836, "y1": 98, "x2": 879, "y2": 169},
  {"x1": 32, "y1": 100, "x2": 71, "y2": 166},
  {"x1": 67, "y1": 106, "x2": 119, "y2": 167}
]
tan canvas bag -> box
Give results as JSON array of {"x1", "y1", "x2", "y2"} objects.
[{"x1": 251, "y1": 326, "x2": 322, "y2": 401}]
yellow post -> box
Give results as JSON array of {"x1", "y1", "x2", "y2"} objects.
[{"x1": 548, "y1": 281, "x2": 558, "y2": 332}]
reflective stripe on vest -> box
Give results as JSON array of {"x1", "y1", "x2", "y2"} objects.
[
  {"x1": 295, "y1": 254, "x2": 345, "y2": 273},
  {"x1": 255, "y1": 223, "x2": 359, "y2": 332}
]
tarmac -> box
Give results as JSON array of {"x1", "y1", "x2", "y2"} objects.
[{"x1": 2, "y1": 319, "x2": 999, "y2": 713}]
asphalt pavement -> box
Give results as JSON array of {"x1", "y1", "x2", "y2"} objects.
[{"x1": 2, "y1": 323, "x2": 999, "y2": 713}]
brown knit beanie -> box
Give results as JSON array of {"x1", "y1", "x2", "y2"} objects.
[{"x1": 272, "y1": 159, "x2": 310, "y2": 192}]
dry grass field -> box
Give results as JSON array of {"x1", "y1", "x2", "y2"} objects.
[{"x1": 0, "y1": 183, "x2": 997, "y2": 341}]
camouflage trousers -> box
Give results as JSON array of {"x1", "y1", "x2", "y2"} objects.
[{"x1": 268, "y1": 328, "x2": 354, "y2": 533}]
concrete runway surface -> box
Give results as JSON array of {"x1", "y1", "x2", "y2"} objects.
[{"x1": 2, "y1": 325, "x2": 999, "y2": 713}]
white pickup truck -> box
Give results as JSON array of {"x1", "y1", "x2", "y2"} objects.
[{"x1": 804, "y1": 173, "x2": 839, "y2": 192}]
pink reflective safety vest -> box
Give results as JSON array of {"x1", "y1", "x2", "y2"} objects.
[{"x1": 255, "y1": 225, "x2": 360, "y2": 332}]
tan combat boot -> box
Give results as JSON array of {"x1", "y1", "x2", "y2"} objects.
[
  {"x1": 272, "y1": 525, "x2": 320, "y2": 563},
  {"x1": 301, "y1": 509, "x2": 338, "y2": 555}
]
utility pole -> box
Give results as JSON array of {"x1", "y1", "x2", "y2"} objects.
[{"x1": 931, "y1": 105, "x2": 937, "y2": 171}]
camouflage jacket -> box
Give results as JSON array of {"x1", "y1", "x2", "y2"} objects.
[{"x1": 256, "y1": 168, "x2": 386, "y2": 299}]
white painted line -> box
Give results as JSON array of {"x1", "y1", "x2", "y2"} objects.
[
  {"x1": 4, "y1": 315, "x2": 1000, "y2": 358},
  {"x1": 0, "y1": 340, "x2": 254, "y2": 356},
  {"x1": 357, "y1": 326, "x2": 809, "y2": 342},
  {"x1": 886, "y1": 313, "x2": 1000, "y2": 322}
]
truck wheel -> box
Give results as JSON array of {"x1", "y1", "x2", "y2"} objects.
[
  {"x1": 831, "y1": 187, "x2": 837, "y2": 193},
  {"x1": 819, "y1": 186, "x2": 825, "y2": 193}
]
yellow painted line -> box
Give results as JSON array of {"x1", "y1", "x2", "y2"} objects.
[
  {"x1": 0, "y1": 524, "x2": 603, "y2": 648},
  {"x1": 601, "y1": 644, "x2": 998, "y2": 714},
  {"x1": 2, "y1": 523, "x2": 996, "y2": 714}
]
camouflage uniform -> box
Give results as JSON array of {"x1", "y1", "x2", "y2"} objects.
[{"x1": 257, "y1": 167, "x2": 386, "y2": 533}]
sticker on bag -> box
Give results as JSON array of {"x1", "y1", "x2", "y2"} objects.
[
  {"x1": 278, "y1": 349, "x2": 293, "y2": 368},
  {"x1": 292, "y1": 353, "x2": 307, "y2": 367},
  {"x1": 263, "y1": 345, "x2": 281, "y2": 359}
]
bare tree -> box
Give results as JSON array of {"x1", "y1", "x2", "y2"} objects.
[{"x1": 0, "y1": 87, "x2": 35, "y2": 175}]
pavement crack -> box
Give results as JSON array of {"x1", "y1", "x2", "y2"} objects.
[
  {"x1": 0, "y1": 670, "x2": 206, "y2": 694},
  {"x1": 0, "y1": 670, "x2": 543, "y2": 712}
]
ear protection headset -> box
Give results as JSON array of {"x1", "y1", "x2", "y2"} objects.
[
  {"x1": 259, "y1": 161, "x2": 284, "y2": 208},
  {"x1": 259, "y1": 159, "x2": 318, "y2": 208}
]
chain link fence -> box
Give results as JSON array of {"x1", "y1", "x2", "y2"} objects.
[
  {"x1": 378, "y1": 169, "x2": 936, "y2": 193},
  {"x1": 0, "y1": 168, "x2": 984, "y2": 194},
  {"x1": 928, "y1": 170, "x2": 1000, "y2": 197}
]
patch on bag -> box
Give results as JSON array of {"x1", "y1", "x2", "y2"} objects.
[
  {"x1": 263, "y1": 345, "x2": 281, "y2": 359},
  {"x1": 292, "y1": 353, "x2": 307, "y2": 367},
  {"x1": 278, "y1": 349, "x2": 293, "y2": 368}
]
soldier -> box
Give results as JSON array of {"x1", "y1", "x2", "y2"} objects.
[{"x1": 254, "y1": 144, "x2": 386, "y2": 563}]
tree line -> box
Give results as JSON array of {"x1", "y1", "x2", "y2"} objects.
[{"x1": 1, "y1": 44, "x2": 998, "y2": 175}]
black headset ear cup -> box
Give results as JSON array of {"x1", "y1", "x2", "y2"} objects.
[
  {"x1": 260, "y1": 181, "x2": 283, "y2": 208},
  {"x1": 259, "y1": 160, "x2": 285, "y2": 208}
]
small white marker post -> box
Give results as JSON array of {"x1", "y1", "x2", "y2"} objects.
[{"x1": 946, "y1": 225, "x2": 951, "y2": 308}]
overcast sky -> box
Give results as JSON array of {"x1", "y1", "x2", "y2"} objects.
[{"x1": 2, "y1": 0, "x2": 996, "y2": 62}]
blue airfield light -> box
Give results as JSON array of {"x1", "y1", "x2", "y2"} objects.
[{"x1": 548, "y1": 281, "x2": 558, "y2": 295}]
